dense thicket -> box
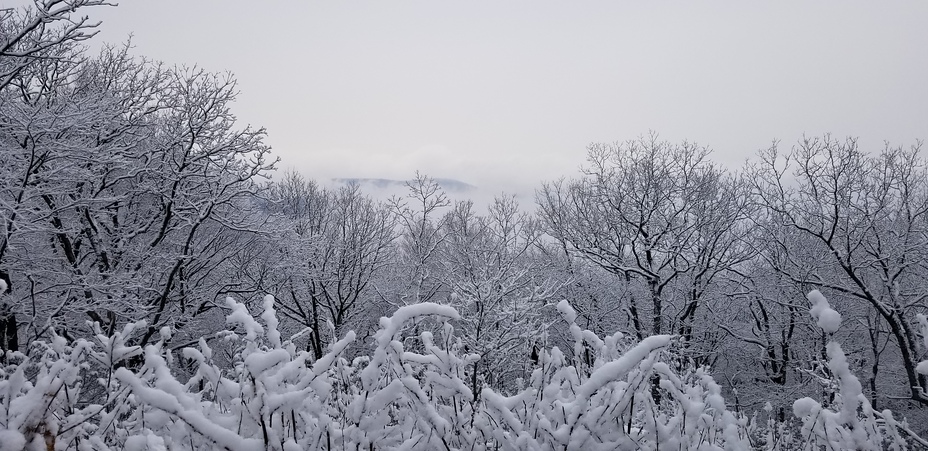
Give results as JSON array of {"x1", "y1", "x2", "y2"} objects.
[
  {"x1": 2, "y1": 2, "x2": 928, "y2": 449},
  {"x1": 2, "y1": 287, "x2": 926, "y2": 450}
]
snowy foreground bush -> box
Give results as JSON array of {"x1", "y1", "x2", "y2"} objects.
[{"x1": 1, "y1": 291, "x2": 927, "y2": 450}]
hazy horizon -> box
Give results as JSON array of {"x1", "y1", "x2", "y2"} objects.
[{"x1": 21, "y1": 1, "x2": 926, "y2": 199}]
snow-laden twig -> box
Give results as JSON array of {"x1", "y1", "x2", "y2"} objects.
[{"x1": 2, "y1": 292, "x2": 926, "y2": 449}]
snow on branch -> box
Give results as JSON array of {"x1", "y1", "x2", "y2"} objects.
[{"x1": 0, "y1": 293, "x2": 925, "y2": 449}]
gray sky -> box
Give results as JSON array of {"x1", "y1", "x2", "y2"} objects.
[{"x1": 76, "y1": 1, "x2": 928, "y2": 198}]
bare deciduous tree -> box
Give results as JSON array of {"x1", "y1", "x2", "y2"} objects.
[
  {"x1": 751, "y1": 136, "x2": 928, "y2": 406},
  {"x1": 1, "y1": 37, "x2": 275, "y2": 349},
  {"x1": 268, "y1": 174, "x2": 395, "y2": 358},
  {"x1": 538, "y1": 135, "x2": 752, "y2": 363},
  {"x1": 0, "y1": 0, "x2": 109, "y2": 90},
  {"x1": 383, "y1": 172, "x2": 451, "y2": 307}
]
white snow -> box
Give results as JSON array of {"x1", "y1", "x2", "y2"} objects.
[
  {"x1": 0, "y1": 430, "x2": 25, "y2": 451},
  {"x1": 918, "y1": 361, "x2": 928, "y2": 376},
  {"x1": 807, "y1": 290, "x2": 842, "y2": 334},
  {"x1": 261, "y1": 295, "x2": 282, "y2": 349},
  {"x1": 556, "y1": 299, "x2": 577, "y2": 324},
  {"x1": 792, "y1": 397, "x2": 819, "y2": 418},
  {"x1": 573, "y1": 334, "x2": 671, "y2": 402},
  {"x1": 0, "y1": 294, "x2": 921, "y2": 449},
  {"x1": 225, "y1": 296, "x2": 263, "y2": 341},
  {"x1": 244, "y1": 348, "x2": 290, "y2": 375},
  {"x1": 115, "y1": 368, "x2": 264, "y2": 451},
  {"x1": 918, "y1": 314, "x2": 928, "y2": 376},
  {"x1": 372, "y1": 302, "x2": 459, "y2": 349}
]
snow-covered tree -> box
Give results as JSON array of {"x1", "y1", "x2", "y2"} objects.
[
  {"x1": 265, "y1": 173, "x2": 395, "y2": 359},
  {"x1": 538, "y1": 134, "x2": 753, "y2": 359},
  {"x1": 0, "y1": 0, "x2": 108, "y2": 91},
  {"x1": 1, "y1": 32, "x2": 275, "y2": 349},
  {"x1": 751, "y1": 136, "x2": 928, "y2": 408},
  {"x1": 440, "y1": 195, "x2": 556, "y2": 394},
  {"x1": 382, "y1": 172, "x2": 452, "y2": 307}
]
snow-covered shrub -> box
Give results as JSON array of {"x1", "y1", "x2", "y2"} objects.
[
  {"x1": 0, "y1": 320, "x2": 147, "y2": 451},
  {"x1": 1, "y1": 290, "x2": 927, "y2": 450},
  {"x1": 476, "y1": 300, "x2": 751, "y2": 450},
  {"x1": 788, "y1": 290, "x2": 924, "y2": 450}
]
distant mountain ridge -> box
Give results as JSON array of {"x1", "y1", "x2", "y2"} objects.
[{"x1": 331, "y1": 177, "x2": 476, "y2": 193}]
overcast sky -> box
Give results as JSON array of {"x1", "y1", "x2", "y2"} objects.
[{"x1": 73, "y1": 1, "x2": 928, "y2": 198}]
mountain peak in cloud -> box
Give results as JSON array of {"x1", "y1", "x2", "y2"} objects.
[{"x1": 331, "y1": 177, "x2": 476, "y2": 193}]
